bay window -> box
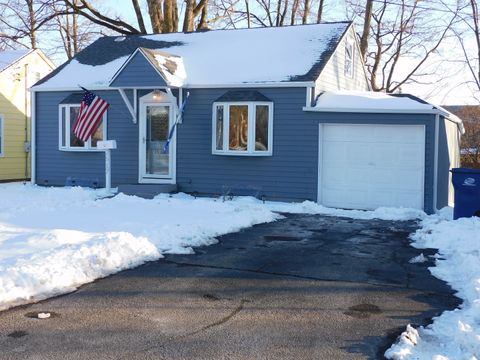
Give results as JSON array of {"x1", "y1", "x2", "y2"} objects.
[
  {"x1": 213, "y1": 101, "x2": 273, "y2": 156},
  {"x1": 59, "y1": 104, "x2": 107, "y2": 151}
]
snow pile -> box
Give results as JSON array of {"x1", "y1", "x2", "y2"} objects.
[
  {"x1": 0, "y1": 184, "x2": 279, "y2": 311},
  {"x1": 265, "y1": 200, "x2": 426, "y2": 221},
  {"x1": 408, "y1": 253, "x2": 428, "y2": 264},
  {"x1": 386, "y1": 208, "x2": 480, "y2": 359}
]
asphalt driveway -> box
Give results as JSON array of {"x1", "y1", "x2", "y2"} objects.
[{"x1": 0, "y1": 213, "x2": 459, "y2": 359}]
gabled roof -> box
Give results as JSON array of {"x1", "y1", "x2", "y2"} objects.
[
  {"x1": 110, "y1": 47, "x2": 186, "y2": 87},
  {"x1": 33, "y1": 22, "x2": 351, "y2": 90},
  {"x1": 0, "y1": 49, "x2": 32, "y2": 73}
]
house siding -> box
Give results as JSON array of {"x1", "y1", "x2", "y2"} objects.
[
  {"x1": 437, "y1": 116, "x2": 461, "y2": 209},
  {"x1": 315, "y1": 27, "x2": 370, "y2": 95},
  {"x1": 35, "y1": 87, "x2": 437, "y2": 213},
  {"x1": 35, "y1": 90, "x2": 139, "y2": 186},
  {"x1": 110, "y1": 52, "x2": 167, "y2": 88},
  {"x1": 0, "y1": 51, "x2": 53, "y2": 181}
]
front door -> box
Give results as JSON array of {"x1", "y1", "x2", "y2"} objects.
[{"x1": 139, "y1": 103, "x2": 175, "y2": 183}]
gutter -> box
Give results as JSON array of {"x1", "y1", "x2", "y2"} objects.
[
  {"x1": 303, "y1": 106, "x2": 448, "y2": 115},
  {"x1": 31, "y1": 81, "x2": 316, "y2": 93}
]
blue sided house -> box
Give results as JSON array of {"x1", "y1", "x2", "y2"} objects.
[{"x1": 31, "y1": 22, "x2": 463, "y2": 214}]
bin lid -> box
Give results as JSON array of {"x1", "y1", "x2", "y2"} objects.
[{"x1": 451, "y1": 167, "x2": 480, "y2": 174}]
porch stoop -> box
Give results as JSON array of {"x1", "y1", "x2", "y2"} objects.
[{"x1": 118, "y1": 184, "x2": 178, "y2": 199}]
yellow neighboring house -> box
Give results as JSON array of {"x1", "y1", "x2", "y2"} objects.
[{"x1": 0, "y1": 49, "x2": 54, "y2": 181}]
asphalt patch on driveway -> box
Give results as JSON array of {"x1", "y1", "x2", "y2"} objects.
[{"x1": 0, "y1": 213, "x2": 460, "y2": 360}]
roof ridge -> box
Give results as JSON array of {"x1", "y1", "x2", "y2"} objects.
[{"x1": 109, "y1": 21, "x2": 352, "y2": 39}]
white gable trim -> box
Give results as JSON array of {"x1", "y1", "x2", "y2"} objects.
[{"x1": 109, "y1": 48, "x2": 170, "y2": 87}]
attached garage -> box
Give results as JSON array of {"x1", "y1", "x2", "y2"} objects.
[
  {"x1": 305, "y1": 91, "x2": 464, "y2": 214},
  {"x1": 319, "y1": 124, "x2": 425, "y2": 210}
]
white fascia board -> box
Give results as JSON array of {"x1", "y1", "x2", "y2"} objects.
[
  {"x1": 108, "y1": 48, "x2": 141, "y2": 86},
  {"x1": 303, "y1": 106, "x2": 442, "y2": 114},
  {"x1": 31, "y1": 86, "x2": 112, "y2": 92},
  {"x1": 186, "y1": 81, "x2": 315, "y2": 88}
]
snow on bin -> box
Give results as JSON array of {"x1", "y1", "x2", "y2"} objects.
[{"x1": 451, "y1": 168, "x2": 480, "y2": 220}]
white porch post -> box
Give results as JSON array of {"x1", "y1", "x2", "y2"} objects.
[{"x1": 105, "y1": 149, "x2": 112, "y2": 192}]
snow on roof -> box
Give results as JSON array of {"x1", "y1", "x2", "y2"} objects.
[
  {"x1": 307, "y1": 90, "x2": 465, "y2": 132},
  {"x1": 139, "y1": 48, "x2": 186, "y2": 87},
  {"x1": 33, "y1": 22, "x2": 350, "y2": 90},
  {"x1": 0, "y1": 49, "x2": 32, "y2": 72},
  {"x1": 312, "y1": 90, "x2": 436, "y2": 111}
]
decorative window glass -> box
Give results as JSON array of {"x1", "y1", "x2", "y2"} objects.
[
  {"x1": 212, "y1": 102, "x2": 273, "y2": 156},
  {"x1": 345, "y1": 40, "x2": 355, "y2": 78},
  {"x1": 59, "y1": 104, "x2": 107, "y2": 151}
]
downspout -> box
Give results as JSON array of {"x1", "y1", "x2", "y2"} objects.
[
  {"x1": 433, "y1": 113, "x2": 440, "y2": 213},
  {"x1": 24, "y1": 63, "x2": 29, "y2": 180},
  {"x1": 30, "y1": 89, "x2": 36, "y2": 185}
]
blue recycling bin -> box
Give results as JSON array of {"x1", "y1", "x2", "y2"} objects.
[{"x1": 451, "y1": 168, "x2": 480, "y2": 220}]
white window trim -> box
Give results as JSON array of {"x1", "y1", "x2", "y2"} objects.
[
  {"x1": 0, "y1": 114, "x2": 4, "y2": 157},
  {"x1": 58, "y1": 103, "x2": 107, "y2": 152},
  {"x1": 345, "y1": 39, "x2": 355, "y2": 79},
  {"x1": 211, "y1": 101, "x2": 273, "y2": 156}
]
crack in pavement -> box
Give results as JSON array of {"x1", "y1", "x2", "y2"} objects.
[
  {"x1": 184, "y1": 298, "x2": 247, "y2": 337},
  {"x1": 118, "y1": 299, "x2": 248, "y2": 359},
  {"x1": 163, "y1": 259, "x2": 453, "y2": 296}
]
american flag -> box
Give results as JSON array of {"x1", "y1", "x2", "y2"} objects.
[{"x1": 73, "y1": 88, "x2": 109, "y2": 142}]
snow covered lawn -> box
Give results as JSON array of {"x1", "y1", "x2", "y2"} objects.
[
  {"x1": 1, "y1": 183, "x2": 479, "y2": 359},
  {"x1": 0, "y1": 184, "x2": 279, "y2": 311},
  {"x1": 385, "y1": 208, "x2": 480, "y2": 359}
]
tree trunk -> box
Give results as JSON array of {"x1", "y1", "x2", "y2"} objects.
[
  {"x1": 316, "y1": 0, "x2": 324, "y2": 23},
  {"x1": 302, "y1": 0, "x2": 310, "y2": 24},
  {"x1": 132, "y1": 0, "x2": 147, "y2": 33},
  {"x1": 183, "y1": 0, "x2": 195, "y2": 32},
  {"x1": 27, "y1": 0, "x2": 37, "y2": 48},
  {"x1": 245, "y1": 0, "x2": 251, "y2": 28},
  {"x1": 290, "y1": 0, "x2": 299, "y2": 25},
  {"x1": 197, "y1": 2, "x2": 208, "y2": 30},
  {"x1": 147, "y1": 0, "x2": 163, "y2": 33},
  {"x1": 360, "y1": 0, "x2": 373, "y2": 61}
]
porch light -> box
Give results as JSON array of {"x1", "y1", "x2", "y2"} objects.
[{"x1": 152, "y1": 89, "x2": 162, "y2": 100}]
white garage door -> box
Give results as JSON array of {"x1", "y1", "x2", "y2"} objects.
[{"x1": 319, "y1": 124, "x2": 425, "y2": 210}]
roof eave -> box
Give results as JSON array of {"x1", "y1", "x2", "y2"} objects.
[{"x1": 31, "y1": 81, "x2": 315, "y2": 92}]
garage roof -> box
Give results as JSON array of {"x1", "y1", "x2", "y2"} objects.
[{"x1": 306, "y1": 90, "x2": 464, "y2": 132}]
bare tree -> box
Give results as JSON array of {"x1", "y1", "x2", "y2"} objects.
[
  {"x1": 52, "y1": 0, "x2": 102, "y2": 59},
  {"x1": 449, "y1": 106, "x2": 480, "y2": 168},
  {"x1": 450, "y1": 0, "x2": 480, "y2": 99},
  {"x1": 359, "y1": 0, "x2": 373, "y2": 60},
  {"x1": 0, "y1": 0, "x2": 67, "y2": 49},
  {"x1": 351, "y1": 0, "x2": 459, "y2": 93}
]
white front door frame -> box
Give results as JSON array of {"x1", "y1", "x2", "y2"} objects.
[{"x1": 138, "y1": 91, "x2": 177, "y2": 184}]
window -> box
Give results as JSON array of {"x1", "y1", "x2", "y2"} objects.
[
  {"x1": 59, "y1": 104, "x2": 107, "y2": 151},
  {"x1": 345, "y1": 39, "x2": 355, "y2": 78},
  {"x1": 213, "y1": 102, "x2": 273, "y2": 156},
  {"x1": 0, "y1": 115, "x2": 4, "y2": 157}
]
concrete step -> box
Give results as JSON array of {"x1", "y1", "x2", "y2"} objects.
[{"x1": 118, "y1": 184, "x2": 177, "y2": 199}]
